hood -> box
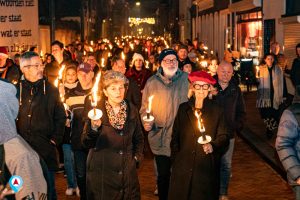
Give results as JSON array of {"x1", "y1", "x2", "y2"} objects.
[{"x1": 0, "y1": 78, "x2": 18, "y2": 144}]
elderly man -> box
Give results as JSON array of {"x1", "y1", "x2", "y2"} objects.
[
  {"x1": 16, "y1": 51, "x2": 66, "y2": 200},
  {"x1": 140, "y1": 48, "x2": 189, "y2": 200},
  {"x1": 0, "y1": 47, "x2": 20, "y2": 84},
  {"x1": 214, "y1": 61, "x2": 246, "y2": 200}
]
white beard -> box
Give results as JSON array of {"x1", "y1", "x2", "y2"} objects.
[{"x1": 163, "y1": 68, "x2": 177, "y2": 79}]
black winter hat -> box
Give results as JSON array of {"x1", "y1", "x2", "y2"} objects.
[{"x1": 158, "y1": 48, "x2": 178, "y2": 63}]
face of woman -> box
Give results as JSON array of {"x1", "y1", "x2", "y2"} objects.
[
  {"x1": 134, "y1": 59, "x2": 143, "y2": 71},
  {"x1": 65, "y1": 68, "x2": 77, "y2": 84},
  {"x1": 208, "y1": 60, "x2": 218, "y2": 73},
  {"x1": 192, "y1": 81, "x2": 210, "y2": 100},
  {"x1": 265, "y1": 55, "x2": 274, "y2": 67},
  {"x1": 104, "y1": 82, "x2": 126, "y2": 106}
]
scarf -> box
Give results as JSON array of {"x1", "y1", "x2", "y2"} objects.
[
  {"x1": 105, "y1": 100, "x2": 127, "y2": 130},
  {"x1": 256, "y1": 64, "x2": 283, "y2": 109}
]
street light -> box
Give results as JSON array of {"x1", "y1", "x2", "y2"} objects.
[{"x1": 136, "y1": 1, "x2": 140, "y2": 6}]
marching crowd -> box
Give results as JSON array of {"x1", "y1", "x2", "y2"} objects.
[{"x1": 0, "y1": 36, "x2": 299, "y2": 200}]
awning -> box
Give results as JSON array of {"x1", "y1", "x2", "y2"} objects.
[
  {"x1": 279, "y1": 15, "x2": 300, "y2": 24},
  {"x1": 193, "y1": 0, "x2": 214, "y2": 12},
  {"x1": 229, "y1": 0, "x2": 261, "y2": 12}
]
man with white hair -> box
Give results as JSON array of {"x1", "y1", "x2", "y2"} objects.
[{"x1": 140, "y1": 48, "x2": 189, "y2": 200}]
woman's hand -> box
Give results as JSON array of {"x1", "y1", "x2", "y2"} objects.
[
  {"x1": 203, "y1": 143, "x2": 213, "y2": 154},
  {"x1": 143, "y1": 120, "x2": 154, "y2": 132},
  {"x1": 91, "y1": 119, "x2": 102, "y2": 130}
]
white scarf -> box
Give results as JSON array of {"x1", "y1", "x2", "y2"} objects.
[{"x1": 256, "y1": 64, "x2": 284, "y2": 109}]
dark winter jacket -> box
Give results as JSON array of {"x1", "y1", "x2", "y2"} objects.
[
  {"x1": 0, "y1": 63, "x2": 21, "y2": 84},
  {"x1": 16, "y1": 78, "x2": 66, "y2": 170},
  {"x1": 82, "y1": 99, "x2": 144, "y2": 200},
  {"x1": 125, "y1": 67, "x2": 152, "y2": 91},
  {"x1": 168, "y1": 98, "x2": 229, "y2": 200},
  {"x1": 214, "y1": 80, "x2": 246, "y2": 138}
]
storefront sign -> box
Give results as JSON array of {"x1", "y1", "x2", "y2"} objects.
[{"x1": 0, "y1": 0, "x2": 39, "y2": 56}]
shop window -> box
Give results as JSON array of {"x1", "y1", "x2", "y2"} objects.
[
  {"x1": 286, "y1": 0, "x2": 300, "y2": 16},
  {"x1": 237, "y1": 21, "x2": 262, "y2": 58}
]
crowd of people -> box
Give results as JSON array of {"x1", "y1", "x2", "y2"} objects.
[{"x1": 0, "y1": 36, "x2": 299, "y2": 200}]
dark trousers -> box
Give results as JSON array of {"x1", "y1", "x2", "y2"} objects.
[
  {"x1": 155, "y1": 155, "x2": 171, "y2": 200},
  {"x1": 74, "y1": 150, "x2": 88, "y2": 200}
]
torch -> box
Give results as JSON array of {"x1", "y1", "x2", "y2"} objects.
[
  {"x1": 143, "y1": 95, "x2": 154, "y2": 122},
  {"x1": 145, "y1": 60, "x2": 149, "y2": 69},
  {"x1": 88, "y1": 72, "x2": 103, "y2": 120},
  {"x1": 255, "y1": 66, "x2": 260, "y2": 78},
  {"x1": 121, "y1": 52, "x2": 126, "y2": 61},
  {"x1": 54, "y1": 65, "x2": 69, "y2": 110},
  {"x1": 194, "y1": 111, "x2": 211, "y2": 144},
  {"x1": 101, "y1": 58, "x2": 105, "y2": 68}
]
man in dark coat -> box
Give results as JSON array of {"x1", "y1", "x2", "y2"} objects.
[
  {"x1": 177, "y1": 45, "x2": 191, "y2": 70},
  {"x1": 44, "y1": 40, "x2": 75, "y2": 85},
  {"x1": 214, "y1": 61, "x2": 246, "y2": 200},
  {"x1": 16, "y1": 51, "x2": 66, "y2": 200},
  {"x1": 0, "y1": 47, "x2": 21, "y2": 84}
]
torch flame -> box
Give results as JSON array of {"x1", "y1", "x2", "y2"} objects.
[
  {"x1": 130, "y1": 43, "x2": 134, "y2": 50},
  {"x1": 101, "y1": 58, "x2": 105, "y2": 68},
  {"x1": 121, "y1": 52, "x2": 125, "y2": 60},
  {"x1": 91, "y1": 72, "x2": 101, "y2": 107},
  {"x1": 54, "y1": 65, "x2": 66, "y2": 87},
  {"x1": 147, "y1": 95, "x2": 154, "y2": 113},
  {"x1": 145, "y1": 61, "x2": 149, "y2": 69},
  {"x1": 194, "y1": 111, "x2": 205, "y2": 132}
]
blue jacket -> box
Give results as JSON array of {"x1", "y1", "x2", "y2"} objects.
[{"x1": 276, "y1": 86, "x2": 300, "y2": 185}]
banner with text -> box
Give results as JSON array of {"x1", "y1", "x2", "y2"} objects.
[{"x1": 0, "y1": 0, "x2": 39, "y2": 56}]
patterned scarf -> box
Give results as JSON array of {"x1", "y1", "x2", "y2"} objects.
[{"x1": 105, "y1": 100, "x2": 127, "y2": 130}]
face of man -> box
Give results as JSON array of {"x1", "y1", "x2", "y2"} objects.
[
  {"x1": 21, "y1": 56, "x2": 44, "y2": 82},
  {"x1": 112, "y1": 60, "x2": 126, "y2": 75},
  {"x1": 271, "y1": 44, "x2": 280, "y2": 55},
  {"x1": 177, "y1": 49, "x2": 188, "y2": 61},
  {"x1": 87, "y1": 56, "x2": 96, "y2": 67},
  {"x1": 77, "y1": 70, "x2": 94, "y2": 86},
  {"x1": 217, "y1": 63, "x2": 233, "y2": 84},
  {"x1": 51, "y1": 44, "x2": 64, "y2": 60},
  {"x1": 161, "y1": 54, "x2": 178, "y2": 79},
  {"x1": 0, "y1": 55, "x2": 7, "y2": 70}
]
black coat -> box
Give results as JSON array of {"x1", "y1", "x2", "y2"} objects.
[
  {"x1": 82, "y1": 100, "x2": 144, "y2": 200},
  {"x1": 16, "y1": 78, "x2": 66, "y2": 170},
  {"x1": 168, "y1": 98, "x2": 229, "y2": 200},
  {"x1": 127, "y1": 77, "x2": 142, "y2": 110},
  {"x1": 214, "y1": 80, "x2": 246, "y2": 138}
]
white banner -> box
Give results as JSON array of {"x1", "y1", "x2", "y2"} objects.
[{"x1": 0, "y1": 0, "x2": 39, "y2": 56}]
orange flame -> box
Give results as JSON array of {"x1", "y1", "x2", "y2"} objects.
[
  {"x1": 147, "y1": 95, "x2": 154, "y2": 113},
  {"x1": 121, "y1": 52, "x2": 125, "y2": 60},
  {"x1": 194, "y1": 111, "x2": 205, "y2": 132},
  {"x1": 101, "y1": 58, "x2": 105, "y2": 68},
  {"x1": 91, "y1": 72, "x2": 101, "y2": 107}
]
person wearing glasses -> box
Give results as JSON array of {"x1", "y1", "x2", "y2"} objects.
[
  {"x1": 168, "y1": 70, "x2": 229, "y2": 200},
  {"x1": 140, "y1": 48, "x2": 189, "y2": 200},
  {"x1": 16, "y1": 51, "x2": 66, "y2": 200}
]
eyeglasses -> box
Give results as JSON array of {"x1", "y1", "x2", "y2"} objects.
[
  {"x1": 23, "y1": 64, "x2": 45, "y2": 69},
  {"x1": 193, "y1": 84, "x2": 210, "y2": 90},
  {"x1": 162, "y1": 59, "x2": 177, "y2": 64}
]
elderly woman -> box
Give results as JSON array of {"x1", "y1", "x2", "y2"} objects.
[
  {"x1": 81, "y1": 70, "x2": 144, "y2": 200},
  {"x1": 168, "y1": 71, "x2": 229, "y2": 200}
]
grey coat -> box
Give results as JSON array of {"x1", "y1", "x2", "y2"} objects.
[{"x1": 140, "y1": 68, "x2": 189, "y2": 156}]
